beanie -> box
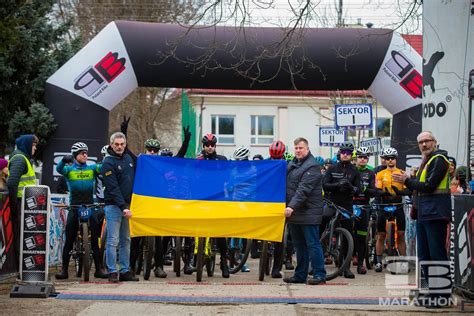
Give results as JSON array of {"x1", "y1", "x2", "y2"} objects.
[{"x1": 0, "y1": 158, "x2": 8, "y2": 170}]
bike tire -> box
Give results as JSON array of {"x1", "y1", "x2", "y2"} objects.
[
  {"x1": 229, "y1": 239, "x2": 253, "y2": 274},
  {"x1": 82, "y1": 223, "x2": 91, "y2": 282},
  {"x1": 321, "y1": 227, "x2": 354, "y2": 281},
  {"x1": 206, "y1": 254, "x2": 215, "y2": 277},
  {"x1": 196, "y1": 237, "x2": 205, "y2": 282},
  {"x1": 365, "y1": 221, "x2": 376, "y2": 270},
  {"x1": 386, "y1": 222, "x2": 397, "y2": 257},
  {"x1": 265, "y1": 246, "x2": 273, "y2": 276},
  {"x1": 75, "y1": 240, "x2": 83, "y2": 278},
  {"x1": 143, "y1": 236, "x2": 154, "y2": 280},
  {"x1": 174, "y1": 237, "x2": 181, "y2": 277},
  {"x1": 100, "y1": 225, "x2": 107, "y2": 269},
  {"x1": 259, "y1": 241, "x2": 268, "y2": 281}
]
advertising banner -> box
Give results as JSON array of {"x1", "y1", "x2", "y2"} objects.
[
  {"x1": 453, "y1": 195, "x2": 474, "y2": 293},
  {"x1": 49, "y1": 194, "x2": 69, "y2": 266},
  {"x1": 20, "y1": 186, "x2": 51, "y2": 282},
  {"x1": 0, "y1": 191, "x2": 16, "y2": 277}
]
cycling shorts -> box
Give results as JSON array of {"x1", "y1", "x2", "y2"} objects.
[{"x1": 376, "y1": 205, "x2": 406, "y2": 233}]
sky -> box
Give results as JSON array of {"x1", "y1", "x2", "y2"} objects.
[{"x1": 205, "y1": 0, "x2": 422, "y2": 34}]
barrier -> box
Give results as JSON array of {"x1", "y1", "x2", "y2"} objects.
[{"x1": 0, "y1": 190, "x2": 16, "y2": 278}]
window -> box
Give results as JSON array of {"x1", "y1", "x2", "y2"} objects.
[
  {"x1": 368, "y1": 118, "x2": 391, "y2": 138},
  {"x1": 211, "y1": 115, "x2": 235, "y2": 144},
  {"x1": 251, "y1": 115, "x2": 274, "y2": 144}
]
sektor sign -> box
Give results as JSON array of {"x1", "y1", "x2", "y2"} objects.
[
  {"x1": 319, "y1": 127, "x2": 346, "y2": 146},
  {"x1": 335, "y1": 103, "x2": 373, "y2": 130}
]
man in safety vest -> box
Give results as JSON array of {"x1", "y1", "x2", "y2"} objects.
[
  {"x1": 7, "y1": 134, "x2": 38, "y2": 270},
  {"x1": 393, "y1": 131, "x2": 452, "y2": 308}
]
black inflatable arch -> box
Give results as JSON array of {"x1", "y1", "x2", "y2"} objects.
[{"x1": 44, "y1": 21, "x2": 422, "y2": 187}]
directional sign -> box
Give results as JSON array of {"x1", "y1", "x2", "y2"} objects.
[
  {"x1": 335, "y1": 103, "x2": 373, "y2": 130},
  {"x1": 319, "y1": 127, "x2": 346, "y2": 146},
  {"x1": 360, "y1": 137, "x2": 382, "y2": 155}
]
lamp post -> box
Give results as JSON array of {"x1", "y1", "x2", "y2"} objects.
[{"x1": 467, "y1": 70, "x2": 474, "y2": 167}]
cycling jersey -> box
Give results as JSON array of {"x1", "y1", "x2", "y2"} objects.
[
  {"x1": 353, "y1": 166, "x2": 376, "y2": 205},
  {"x1": 56, "y1": 159, "x2": 101, "y2": 205},
  {"x1": 376, "y1": 167, "x2": 406, "y2": 203}
]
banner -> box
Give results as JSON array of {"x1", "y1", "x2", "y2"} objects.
[
  {"x1": 0, "y1": 191, "x2": 16, "y2": 277},
  {"x1": 453, "y1": 195, "x2": 474, "y2": 294},
  {"x1": 130, "y1": 156, "x2": 286, "y2": 242},
  {"x1": 49, "y1": 194, "x2": 69, "y2": 266},
  {"x1": 181, "y1": 90, "x2": 197, "y2": 158}
]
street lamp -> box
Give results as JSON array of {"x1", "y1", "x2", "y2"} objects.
[{"x1": 467, "y1": 70, "x2": 474, "y2": 168}]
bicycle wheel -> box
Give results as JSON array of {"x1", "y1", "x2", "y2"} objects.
[
  {"x1": 259, "y1": 241, "x2": 268, "y2": 281},
  {"x1": 74, "y1": 239, "x2": 83, "y2": 278},
  {"x1": 143, "y1": 236, "x2": 155, "y2": 280},
  {"x1": 174, "y1": 237, "x2": 181, "y2": 276},
  {"x1": 386, "y1": 222, "x2": 397, "y2": 257},
  {"x1": 265, "y1": 245, "x2": 273, "y2": 276},
  {"x1": 196, "y1": 237, "x2": 205, "y2": 282},
  {"x1": 365, "y1": 221, "x2": 376, "y2": 270},
  {"x1": 100, "y1": 226, "x2": 107, "y2": 269},
  {"x1": 82, "y1": 223, "x2": 91, "y2": 282},
  {"x1": 229, "y1": 239, "x2": 253, "y2": 274},
  {"x1": 321, "y1": 227, "x2": 354, "y2": 281},
  {"x1": 206, "y1": 254, "x2": 215, "y2": 277}
]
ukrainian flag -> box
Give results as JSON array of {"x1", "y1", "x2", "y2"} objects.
[{"x1": 130, "y1": 155, "x2": 286, "y2": 242}]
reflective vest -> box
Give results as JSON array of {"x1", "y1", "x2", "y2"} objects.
[
  {"x1": 417, "y1": 154, "x2": 449, "y2": 194},
  {"x1": 8, "y1": 154, "x2": 36, "y2": 198}
]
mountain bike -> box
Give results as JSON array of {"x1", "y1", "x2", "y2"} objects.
[
  {"x1": 353, "y1": 204, "x2": 377, "y2": 270},
  {"x1": 194, "y1": 237, "x2": 216, "y2": 282},
  {"x1": 228, "y1": 238, "x2": 253, "y2": 274},
  {"x1": 258, "y1": 240, "x2": 275, "y2": 281},
  {"x1": 320, "y1": 199, "x2": 355, "y2": 281}
]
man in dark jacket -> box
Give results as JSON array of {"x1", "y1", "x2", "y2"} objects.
[
  {"x1": 283, "y1": 137, "x2": 326, "y2": 285},
  {"x1": 7, "y1": 134, "x2": 38, "y2": 270},
  {"x1": 393, "y1": 131, "x2": 451, "y2": 308},
  {"x1": 322, "y1": 141, "x2": 360, "y2": 279},
  {"x1": 101, "y1": 132, "x2": 138, "y2": 282}
]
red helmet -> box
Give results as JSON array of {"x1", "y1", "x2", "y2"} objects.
[
  {"x1": 269, "y1": 140, "x2": 286, "y2": 159},
  {"x1": 202, "y1": 133, "x2": 217, "y2": 145}
]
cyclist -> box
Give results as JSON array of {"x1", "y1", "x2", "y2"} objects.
[
  {"x1": 322, "y1": 141, "x2": 361, "y2": 279},
  {"x1": 374, "y1": 147, "x2": 409, "y2": 272},
  {"x1": 160, "y1": 148, "x2": 173, "y2": 156},
  {"x1": 55, "y1": 142, "x2": 108, "y2": 279},
  {"x1": 186, "y1": 133, "x2": 230, "y2": 278},
  {"x1": 252, "y1": 154, "x2": 264, "y2": 160},
  {"x1": 374, "y1": 149, "x2": 388, "y2": 174},
  {"x1": 352, "y1": 146, "x2": 377, "y2": 274},
  {"x1": 95, "y1": 145, "x2": 109, "y2": 203},
  {"x1": 283, "y1": 151, "x2": 295, "y2": 162},
  {"x1": 323, "y1": 158, "x2": 333, "y2": 174}
]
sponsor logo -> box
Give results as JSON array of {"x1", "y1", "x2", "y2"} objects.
[
  {"x1": 423, "y1": 102, "x2": 447, "y2": 118},
  {"x1": 0, "y1": 198, "x2": 13, "y2": 270},
  {"x1": 385, "y1": 51, "x2": 422, "y2": 100},
  {"x1": 457, "y1": 208, "x2": 473, "y2": 286},
  {"x1": 73, "y1": 52, "x2": 126, "y2": 99},
  {"x1": 423, "y1": 51, "x2": 444, "y2": 96}
]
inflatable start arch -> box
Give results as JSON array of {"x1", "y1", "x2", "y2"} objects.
[{"x1": 44, "y1": 21, "x2": 422, "y2": 187}]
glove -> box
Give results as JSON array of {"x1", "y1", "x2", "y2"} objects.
[
  {"x1": 375, "y1": 189, "x2": 391, "y2": 197},
  {"x1": 62, "y1": 155, "x2": 74, "y2": 164},
  {"x1": 183, "y1": 125, "x2": 191, "y2": 141},
  {"x1": 120, "y1": 116, "x2": 131, "y2": 136},
  {"x1": 391, "y1": 185, "x2": 412, "y2": 196},
  {"x1": 338, "y1": 179, "x2": 353, "y2": 193}
]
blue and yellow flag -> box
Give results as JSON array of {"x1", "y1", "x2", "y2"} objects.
[{"x1": 130, "y1": 156, "x2": 286, "y2": 242}]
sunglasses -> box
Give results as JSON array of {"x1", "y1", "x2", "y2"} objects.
[
  {"x1": 385, "y1": 156, "x2": 396, "y2": 161},
  {"x1": 146, "y1": 148, "x2": 159, "y2": 153},
  {"x1": 340, "y1": 150, "x2": 352, "y2": 155},
  {"x1": 357, "y1": 156, "x2": 368, "y2": 160},
  {"x1": 204, "y1": 143, "x2": 216, "y2": 148}
]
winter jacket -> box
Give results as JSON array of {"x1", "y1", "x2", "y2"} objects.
[
  {"x1": 322, "y1": 160, "x2": 361, "y2": 210},
  {"x1": 7, "y1": 135, "x2": 36, "y2": 202},
  {"x1": 286, "y1": 152, "x2": 324, "y2": 225},
  {"x1": 197, "y1": 150, "x2": 227, "y2": 161},
  {"x1": 353, "y1": 166, "x2": 376, "y2": 205}
]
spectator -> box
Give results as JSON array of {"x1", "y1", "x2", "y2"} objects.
[
  {"x1": 393, "y1": 131, "x2": 452, "y2": 308},
  {"x1": 102, "y1": 132, "x2": 138, "y2": 282},
  {"x1": 283, "y1": 137, "x2": 326, "y2": 285},
  {"x1": 7, "y1": 134, "x2": 38, "y2": 270},
  {"x1": 0, "y1": 158, "x2": 8, "y2": 190}
]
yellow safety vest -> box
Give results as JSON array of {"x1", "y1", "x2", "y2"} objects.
[
  {"x1": 8, "y1": 154, "x2": 36, "y2": 198},
  {"x1": 417, "y1": 154, "x2": 449, "y2": 194}
]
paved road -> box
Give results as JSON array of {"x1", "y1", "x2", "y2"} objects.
[{"x1": 0, "y1": 258, "x2": 471, "y2": 315}]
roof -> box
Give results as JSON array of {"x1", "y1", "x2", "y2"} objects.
[{"x1": 186, "y1": 34, "x2": 422, "y2": 98}]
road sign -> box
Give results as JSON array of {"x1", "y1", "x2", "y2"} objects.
[
  {"x1": 335, "y1": 103, "x2": 373, "y2": 129},
  {"x1": 360, "y1": 138, "x2": 382, "y2": 155},
  {"x1": 319, "y1": 127, "x2": 346, "y2": 146}
]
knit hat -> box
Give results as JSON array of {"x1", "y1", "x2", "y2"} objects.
[{"x1": 0, "y1": 158, "x2": 8, "y2": 170}]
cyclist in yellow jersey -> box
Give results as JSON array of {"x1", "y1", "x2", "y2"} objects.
[{"x1": 374, "y1": 147, "x2": 408, "y2": 272}]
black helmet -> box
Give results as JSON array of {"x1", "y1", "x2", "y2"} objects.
[
  {"x1": 252, "y1": 154, "x2": 264, "y2": 160},
  {"x1": 160, "y1": 148, "x2": 173, "y2": 157},
  {"x1": 339, "y1": 142, "x2": 354, "y2": 152}
]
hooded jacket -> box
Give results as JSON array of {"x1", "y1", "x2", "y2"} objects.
[
  {"x1": 286, "y1": 152, "x2": 324, "y2": 225},
  {"x1": 7, "y1": 135, "x2": 36, "y2": 201},
  {"x1": 405, "y1": 149, "x2": 451, "y2": 221}
]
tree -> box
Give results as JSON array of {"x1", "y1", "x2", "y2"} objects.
[{"x1": 0, "y1": 0, "x2": 80, "y2": 156}]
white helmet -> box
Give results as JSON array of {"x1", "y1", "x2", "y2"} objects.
[
  {"x1": 101, "y1": 145, "x2": 108, "y2": 155},
  {"x1": 356, "y1": 146, "x2": 371, "y2": 156},
  {"x1": 71, "y1": 142, "x2": 88, "y2": 156},
  {"x1": 233, "y1": 146, "x2": 250, "y2": 160},
  {"x1": 381, "y1": 147, "x2": 398, "y2": 158}
]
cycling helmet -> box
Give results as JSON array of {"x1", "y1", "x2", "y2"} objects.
[
  {"x1": 315, "y1": 156, "x2": 325, "y2": 165},
  {"x1": 381, "y1": 147, "x2": 398, "y2": 158},
  {"x1": 252, "y1": 154, "x2": 264, "y2": 160},
  {"x1": 160, "y1": 148, "x2": 173, "y2": 157},
  {"x1": 101, "y1": 145, "x2": 108, "y2": 155},
  {"x1": 356, "y1": 146, "x2": 371, "y2": 157},
  {"x1": 144, "y1": 138, "x2": 161, "y2": 151},
  {"x1": 233, "y1": 145, "x2": 250, "y2": 160},
  {"x1": 324, "y1": 158, "x2": 333, "y2": 165},
  {"x1": 339, "y1": 142, "x2": 354, "y2": 152},
  {"x1": 71, "y1": 142, "x2": 88, "y2": 157},
  {"x1": 202, "y1": 133, "x2": 217, "y2": 145},
  {"x1": 283, "y1": 152, "x2": 295, "y2": 162},
  {"x1": 269, "y1": 140, "x2": 286, "y2": 159}
]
